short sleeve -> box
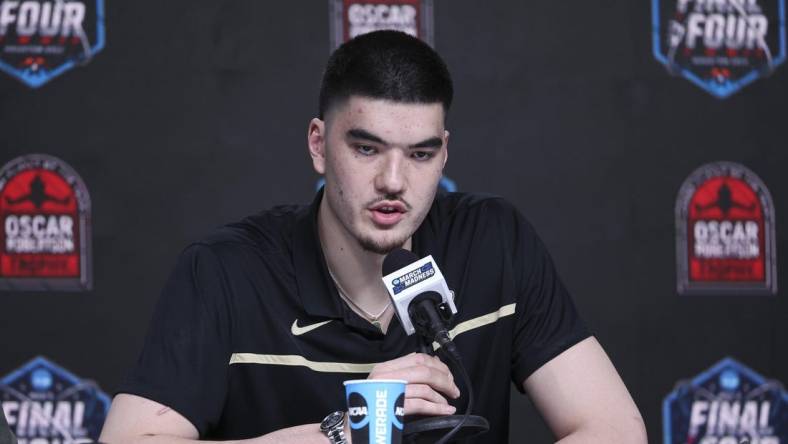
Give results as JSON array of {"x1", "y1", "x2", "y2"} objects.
[
  {"x1": 506, "y1": 204, "x2": 591, "y2": 392},
  {"x1": 117, "y1": 244, "x2": 233, "y2": 436}
]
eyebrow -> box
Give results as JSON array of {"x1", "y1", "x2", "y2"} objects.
[{"x1": 346, "y1": 128, "x2": 443, "y2": 149}]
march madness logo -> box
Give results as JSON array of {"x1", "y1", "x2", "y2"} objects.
[
  {"x1": 0, "y1": 0, "x2": 106, "y2": 88},
  {"x1": 663, "y1": 357, "x2": 788, "y2": 444},
  {"x1": 652, "y1": 0, "x2": 786, "y2": 98},
  {"x1": 391, "y1": 262, "x2": 434, "y2": 295},
  {"x1": 329, "y1": 0, "x2": 434, "y2": 50},
  {"x1": 1, "y1": 356, "x2": 110, "y2": 443},
  {"x1": 0, "y1": 154, "x2": 92, "y2": 291},
  {"x1": 675, "y1": 162, "x2": 776, "y2": 295}
]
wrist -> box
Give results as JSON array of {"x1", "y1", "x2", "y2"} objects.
[{"x1": 343, "y1": 412, "x2": 352, "y2": 444}]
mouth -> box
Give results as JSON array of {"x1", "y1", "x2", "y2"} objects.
[{"x1": 369, "y1": 201, "x2": 407, "y2": 226}]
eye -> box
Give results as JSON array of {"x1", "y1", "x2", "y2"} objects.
[
  {"x1": 355, "y1": 145, "x2": 377, "y2": 156},
  {"x1": 411, "y1": 151, "x2": 434, "y2": 161}
]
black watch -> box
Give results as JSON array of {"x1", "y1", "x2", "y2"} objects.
[{"x1": 320, "y1": 410, "x2": 348, "y2": 444}]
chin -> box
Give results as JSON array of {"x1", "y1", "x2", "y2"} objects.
[{"x1": 357, "y1": 232, "x2": 410, "y2": 255}]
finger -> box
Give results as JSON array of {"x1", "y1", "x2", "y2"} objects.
[
  {"x1": 404, "y1": 398, "x2": 456, "y2": 416},
  {"x1": 369, "y1": 353, "x2": 424, "y2": 373},
  {"x1": 371, "y1": 353, "x2": 452, "y2": 378},
  {"x1": 375, "y1": 365, "x2": 460, "y2": 399},
  {"x1": 406, "y1": 383, "x2": 449, "y2": 406}
]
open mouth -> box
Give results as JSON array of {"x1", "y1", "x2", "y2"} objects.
[{"x1": 369, "y1": 202, "x2": 407, "y2": 226}]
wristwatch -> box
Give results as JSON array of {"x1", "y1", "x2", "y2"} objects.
[{"x1": 320, "y1": 410, "x2": 348, "y2": 444}]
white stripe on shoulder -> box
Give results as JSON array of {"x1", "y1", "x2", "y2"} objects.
[
  {"x1": 434, "y1": 302, "x2": 517, "y2": 349},
  {"x1": 229, "y1": 353, "x2": 378, "y2": 373},
  {"x1": 229, "y1": 303, "x2": 517, "y2": 372}
]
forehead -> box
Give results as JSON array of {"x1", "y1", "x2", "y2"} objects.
[{"x1": 326, "y1": 96, "x2": 445, "y2": 144}]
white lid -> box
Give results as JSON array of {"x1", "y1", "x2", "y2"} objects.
[{"x1": 343, "y1": 379, "x2": 407, "y2": 386}]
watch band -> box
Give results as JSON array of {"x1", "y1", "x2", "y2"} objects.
[
  {"x1": 326, "y1": 428, "x2": 347, "y2": 444},
  {"x1": 320, "y1": 411, "x2": 348, "y2": 444}
]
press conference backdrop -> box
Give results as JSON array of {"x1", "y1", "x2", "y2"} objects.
[{"x1": 0, "y1": 1, "x2": 786, "y2": 443}]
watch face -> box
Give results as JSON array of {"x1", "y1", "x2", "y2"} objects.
[{"x1": 321, "y1": 411, "x2": 344, "y2": 430}]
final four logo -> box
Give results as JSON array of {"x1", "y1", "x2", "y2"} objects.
[
  {"x1": 0, "y1": 0, "x2": 106, "y2": 88},
  {"x1": 675, "y1": 162, "x2": 776, "y2": 295},
  {"x1": 663, "y1": 357, "x2": 788, "y2": 444},
  {"x1": 1, "y1": 356, "x2": 111, "y2": 443},
  {"x1": 652, "y1": 0, "x2": 786, "y2": 97}
]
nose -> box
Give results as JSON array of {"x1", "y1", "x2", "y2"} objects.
[{"x1": 374, "y1": 150, "x2": 407, "y2": 195}]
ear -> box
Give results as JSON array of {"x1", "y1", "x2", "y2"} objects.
[
  {"x1": 308, "y1": 118, "x2": 326, "y2": 175},
  {"x1": 442, "y1": 130, "x2": 450, "y2": 169}
]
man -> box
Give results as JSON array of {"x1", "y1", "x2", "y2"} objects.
[{"x1": 100, "y1": 31, "x2": 646, "y2": 443}]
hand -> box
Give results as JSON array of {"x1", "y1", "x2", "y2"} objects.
[{"x1": 367, "y1": 353, "x2": 460, "y2": 416}]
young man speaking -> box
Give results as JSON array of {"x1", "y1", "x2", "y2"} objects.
[{"x1": 100, "y1": 31, "x2": 647, "y2": 443}]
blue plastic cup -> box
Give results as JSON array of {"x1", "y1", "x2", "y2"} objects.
[{"x1": 344, "y1": 379, "x2": 407, "y2": 444}]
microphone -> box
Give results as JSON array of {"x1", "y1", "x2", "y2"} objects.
[
  {"x1": 381, "y1": 249, "x2": 458, "y2": 350},
  {"x1": 381, "y1": 250, "x2": 490, "y2": 443}
]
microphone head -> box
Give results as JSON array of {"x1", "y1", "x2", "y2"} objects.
[
  {"x1": 381, "y1": 250, "x2": 458, "y2": 336},
  {"x1": 382, "y1": 248, "x2": 419, "y2": 277}
]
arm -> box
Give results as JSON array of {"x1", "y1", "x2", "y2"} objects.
[
  {"x1": 100, "y1": 353, "x2": 458, "y2": 444},
  {"x1": 99, "y1": 394, "x2": 334, "y2": 444},
  {"x1": 522, "y1": 337, "x2": 647, "y2": 444}
]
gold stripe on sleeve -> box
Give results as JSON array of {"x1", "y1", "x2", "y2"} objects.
[
  {"x1": 229, "y1": 302, "x2": 517, "y2": 372},
  {"x1": 229, "y1": 353, "x2": 378, "y2": 373},
  {"x1": 434, "y1": 302, "x2": 517, "y2": 350}
]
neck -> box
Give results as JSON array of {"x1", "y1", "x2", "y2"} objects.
[{"x1": 317, "y1": 195, "x2": 410, "y2": 312}]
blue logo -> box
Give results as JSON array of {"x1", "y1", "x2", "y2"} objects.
[
  {"x1": 663, "y1": 357, "x2": 788, "y2": 443},
  {"x1": 30, "y1": 368, "x2": 53, "y2": 391},
  {"x1": 1, "y1": 356, "x2": 111, "y2": 441},
  {"x1": 345, "y1": 380, "x2": 405, "y2": 443},
  {"x1": 719, "y1": 369, "x2": 740, "y2": 391},
  {"x1": 0, "y1": 0, "x2": 106, "y2": 88},
  {"x1": 392, "y1": 262, "x2": 434, "y2": 295},
  {"x1": 652, "y1": 0, "x2": 786, "y2": 98}
]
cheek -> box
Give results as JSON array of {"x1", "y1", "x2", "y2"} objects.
[
  {"x1": 417, "y1": 165, "x2": 443, "y2": 192},
  {"x1": 327, "y1": 171, "x2": 360, "y2": 217}
]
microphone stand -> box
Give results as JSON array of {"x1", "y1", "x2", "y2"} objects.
[{"x1": 402, "y1": 295, "x2": 489, "y2": 444}]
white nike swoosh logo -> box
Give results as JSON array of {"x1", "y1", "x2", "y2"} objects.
[{"x1": 291, "y1": 319, "x2": 333, "y2": 336}]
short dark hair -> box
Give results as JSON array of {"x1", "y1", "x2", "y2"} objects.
[{"x1": 318, "y1": 30, "x2": 453, "y2": 119}]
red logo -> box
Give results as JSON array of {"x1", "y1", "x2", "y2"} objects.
[
  {"x1": 0, "y1": 154, "x2": 92, "y2": 291},
  {"x1": 329, "y1": 0, "x2": 434, "y2": 50},
  {"x1": 676, "y1": 162, "x2": 776, "y2": 294}
]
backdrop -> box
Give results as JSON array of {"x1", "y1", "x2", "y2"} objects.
[{"x1": 0, "y1": 1, "x2": 786, "y2": 442}]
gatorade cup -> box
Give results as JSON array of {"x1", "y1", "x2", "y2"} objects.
[{"x1": 344, "y1": 379, "x2": 407, "y2": 444}]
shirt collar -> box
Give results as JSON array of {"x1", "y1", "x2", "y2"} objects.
[
  {"x1": 292, "y1": 188, "x2": 438, "y2": 319},
  {"x1": 292, "y1": 188, "x2": 345, "y2": 318}
]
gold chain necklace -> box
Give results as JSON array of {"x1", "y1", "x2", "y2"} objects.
[{"x1": 327, "y1": 268, "x2": 392, "y2": 329}]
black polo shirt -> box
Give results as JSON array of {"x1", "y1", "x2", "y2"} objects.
[{"x1": 119, "y1": 191, "x2": 589, "y2": 443}]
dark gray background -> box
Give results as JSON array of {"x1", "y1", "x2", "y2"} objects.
[{"x1": 0, "y1": 1, "x2": 786, "y2": 442}]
